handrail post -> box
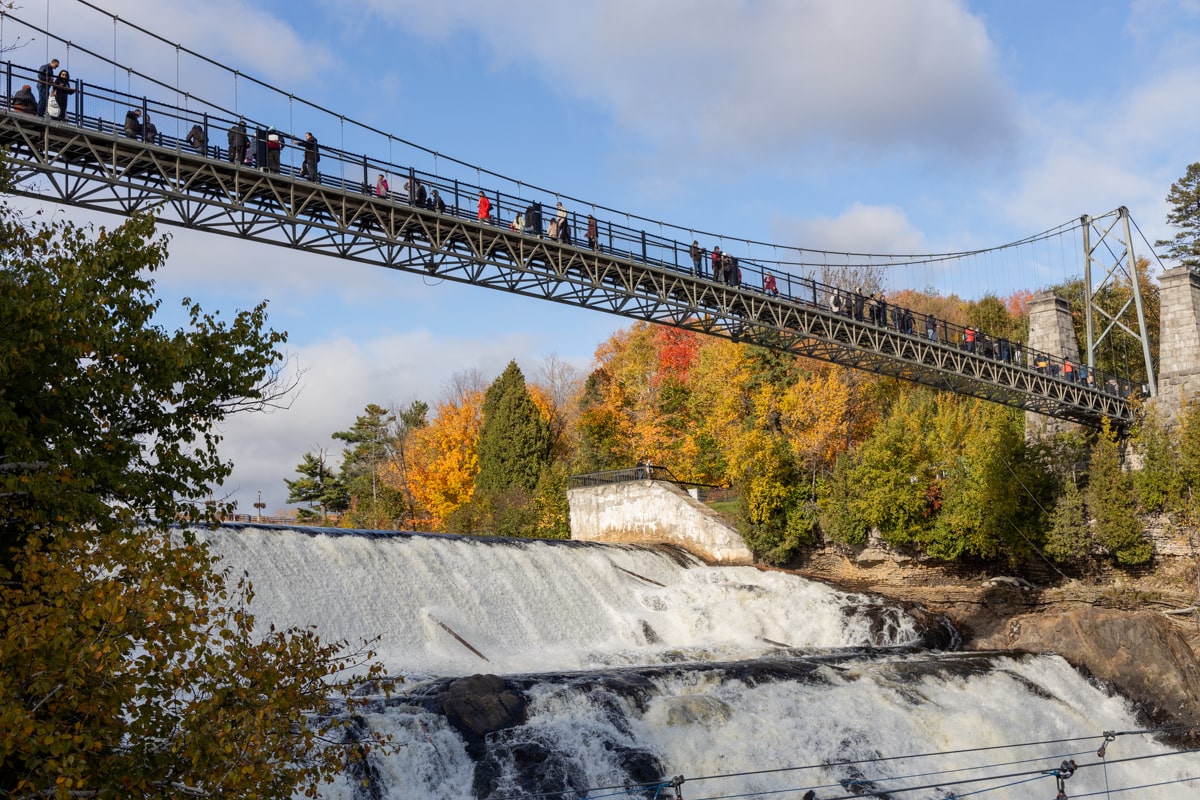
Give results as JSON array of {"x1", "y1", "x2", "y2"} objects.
[
  {"x1": 140, "y1": 96, "x2": 149, "y2": 142},
  {"x1": 362, "y1": 154, "x2": 369, "y2": 194}
]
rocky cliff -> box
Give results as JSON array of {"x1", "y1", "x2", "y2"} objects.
[{"x1": 788, "y1": 545, "x2": 1200, "y2": 743}]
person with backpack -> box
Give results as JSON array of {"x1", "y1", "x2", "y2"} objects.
[{"x1": 264, "y1": 127, "x2": 282, "y2": 173}]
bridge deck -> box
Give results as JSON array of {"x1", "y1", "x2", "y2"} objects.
[{"x1": 0, "y1": 107, "x2": 1134, "y2": 427}]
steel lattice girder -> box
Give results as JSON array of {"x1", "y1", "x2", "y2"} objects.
[{"x1": 0, "y1": 112, "x2": 1132, "y2": 427}]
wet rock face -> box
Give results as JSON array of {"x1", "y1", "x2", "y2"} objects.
[
  {"x1": 434, "y1": 674, "x2": 528, "y2": 744},
  {"x1": 973, "y1": 608, "x2": 1200, "y2": 735}
]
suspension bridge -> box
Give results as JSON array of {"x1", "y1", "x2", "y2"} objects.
[{"x1": 0, "y1": 10, "x2": 1162, "y2": 429}]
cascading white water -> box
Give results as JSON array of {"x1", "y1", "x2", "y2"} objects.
[
  {"x1": 197, "y1": 526, "x2": 1200, "y2": 799},
  {"x1": 196, "y1": 526, "x2": 923, "y2": 676}
]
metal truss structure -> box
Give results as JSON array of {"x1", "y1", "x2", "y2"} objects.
[
  {"x1": 1081, "y1": 209, "x2": 1157, "y2": 397},
  {"x1": 0, "y1": 110, "x2": 1133, "y2": 428}
]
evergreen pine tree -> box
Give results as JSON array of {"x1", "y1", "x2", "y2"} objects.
[
  {"x1": 333, "y1": 403, "x2": 407, "y2": 528},
  {"x1": 285, "y1": 449, "x2": 349, "y2": 522},
  {"x1": 1157, "y1": 162, "x2": 1200, "y2": 269},
  {"x1": 476, "y1": 361, "x2": 553, "y2": 497}
]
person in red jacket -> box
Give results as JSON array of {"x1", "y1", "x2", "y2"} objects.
[{"x1": 477, "y1": 190, "x2": 491, "y2": 222}]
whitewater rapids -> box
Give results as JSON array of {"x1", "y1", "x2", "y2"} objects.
[{"x1": 194, "y1": 525, "x2": 1200, "y2": 800}]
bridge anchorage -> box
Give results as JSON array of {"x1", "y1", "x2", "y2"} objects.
[{"x1": 0, "y1": 56, "x2": 1156, "y2": 430}]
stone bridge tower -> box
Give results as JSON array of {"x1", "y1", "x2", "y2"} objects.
[{"x1": 1155, "y1": 266, "x2": 1200, "y2": 423}]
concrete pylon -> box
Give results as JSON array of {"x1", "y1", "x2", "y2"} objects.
[
  {"x1": 1026, "y1": 291, "x2": 1083, "y2": 439},
  {"x1": 1154, "y1": 266, "x2": 1200, "y2": 424}
]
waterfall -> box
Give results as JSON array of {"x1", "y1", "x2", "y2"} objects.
[{"x1": 197, "y1": 525, "x2": 1200, "y2": 799}]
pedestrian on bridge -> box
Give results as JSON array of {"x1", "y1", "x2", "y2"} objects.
[
  {"x1": 690, "y1": 240, "x2": 702, "y2": 275},
  {"x1": 295, "y1": 132, "x2": 320, "y2": 180},
  {"x1": 375, "y1": 173, "x2": 389, "y2": 197},
  {"x1": 36, "y1": 58, "x2": 58, "y2": 116},
  {"x1": 711, "y1": 246, "x2": 721, "y2": 280},
  {"x1": 143, "y1": 112, "x2": 158, "y2": 146},
  {"x1": 11, "y1": 84, "x2": 36, "y2": 114},
  {"x1": 555, "y1": 201, "x2": 568, "y2": 233},
  {"x1": 526, "y1": 201, "x2": 542, "y2": 236},
  {"x1": 48, "y1": 70, "x2": 74, "y2": 123},
  {"x1": 227, "y1": 120, "x2": 248, "y2": 164},
  {"x1": 124, "y1": 109, "x2": 143, "y2": 139},
  {"x1": 763, "y1": 273, "x2": 778, "y2": 297},
  {"x1": 478, "y1": 190, "x2": 492, "y2": 222},
  {"x1": 186, "y1": 124, "x2": 208, "y2": 156},
  {"x1": 265, "y1": 128, "x2": 283, "y2": 173},
  {"x1": 586, "y1": 214, "x2": 598, "y2": 250},
  {"x1": 431, "y1": 189, "x2": 446, "y2": 214}
]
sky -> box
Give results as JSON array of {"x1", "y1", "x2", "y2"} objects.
[{"x1": 5, "y1": 0, "x2": 1200, "y2": 515}]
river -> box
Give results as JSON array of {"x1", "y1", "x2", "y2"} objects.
[{"x1": 197, "y1": 524, "x2": 1200, "y2": 799}]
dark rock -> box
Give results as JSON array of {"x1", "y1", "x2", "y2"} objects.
[{"x1": 434, "y1": 673, "x2": 528, "y2": 744}]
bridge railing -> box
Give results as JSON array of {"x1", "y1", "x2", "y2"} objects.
[
  {"x1": 568, "y1": 466, "x2": 726, "y2": 497},
  {"x1": 2, "y1": 58, "x2": 1143, "y2": 402}
]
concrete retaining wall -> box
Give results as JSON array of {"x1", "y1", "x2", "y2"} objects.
[{"x1": 567, "y1": 480, "x2": 754, "y2": 565}]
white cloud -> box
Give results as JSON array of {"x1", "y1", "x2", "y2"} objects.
[
  {"x1": 347, "y1": 0, "x2": 1018, "y2": 163},
  {"x1": 215, "y1": 328, "x2": 561, "y2": 516},
  {"x1": 774, "y1": 202, "x2": 927, "y2": 255}
]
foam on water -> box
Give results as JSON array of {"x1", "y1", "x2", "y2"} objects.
[
  {"x1": 197, "y1": 526, "x2": 921, "y2": 675},
  {"x1": 191, "y1": 525, "x2": 1200, "y2": 799}
]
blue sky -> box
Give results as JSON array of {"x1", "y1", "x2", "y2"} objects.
[{"x1": 7, "y1": 0, "x2": 1200, "y2": 514}]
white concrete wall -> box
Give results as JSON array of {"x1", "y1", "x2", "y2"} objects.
[{"x1": 568, "y1": 480, "x2": 755, "y2": 565}]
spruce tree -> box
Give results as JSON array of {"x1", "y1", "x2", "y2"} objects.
[
  {"x1": 333, "y1": 403, "x2": 409, "y2": 528},
  {"x1": 475, "y1": 361, "x2": 553, "y2": 497},
  {"x1": 1157, "y1": 162, "x2": 1200, "y2": 269},
  {"x1": 285, "y1": 449, "x2": 349, "y2": 522}
]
